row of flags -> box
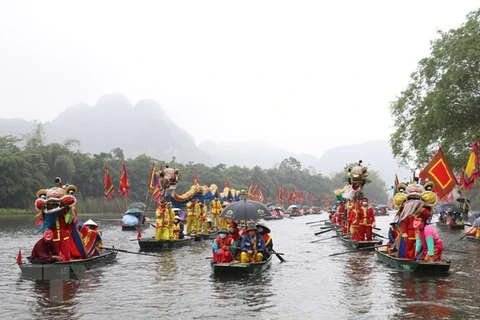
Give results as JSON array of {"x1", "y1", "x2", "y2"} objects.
[
  {"x1": 104, "y1": 163, "x2": 130, "y2": 199},
  {"x1": 275, "y1": 185, "x2": 317, "y2": 205},
  {"x1": 393, "y1": 137, "x2": 479, "y2": 200}
]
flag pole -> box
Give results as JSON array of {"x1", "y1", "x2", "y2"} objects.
[{"x1": 114, "y1": 193, "x2": 124, "y2": 214}]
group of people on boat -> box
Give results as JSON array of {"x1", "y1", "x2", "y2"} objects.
[
  {"x1": 184, "y1": 196, "x2": 232, "y2": 235},
  {"x1": 30, "y1": 219, "x2": 103, "y2": 264},
  {"x1": 155, "y1": 200, "x2": 185, "y2": 240},
  {"x1": 212, "y1": 221, "x2": 273, "y2": 264},
  {"x1": 438, "y1": 207, "x2": 464, "y2": 227},
  {"x1": 329, "y1": 197, "x2": 377, "y2": 242}
]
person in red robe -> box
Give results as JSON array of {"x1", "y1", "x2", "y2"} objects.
[
  {"x1": 361, "y1": 198, "x2": 376, "y2": 241},
  {"x1": 212, "y1": 227, "x2": 235, "y2": 263},
  {"x1": 336, "y1": 201, "x2": 345, "y2": 228},
  {"x1": 30, "y1": 229, "x2": 64, "y2": 264}
]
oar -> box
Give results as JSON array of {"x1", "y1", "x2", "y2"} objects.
[
  {"x1": 311, "y1": 235, "x2": 340, "y2": 243},
  {"x1": 306, "y1": 220, "x2": 327, "y2": 225},
  {"x1": 314, "y1": 228, "x2": 333, "y2": 236},
  {"x1": 320, "y1": 226, "x2": 333, "y2": 229},
  {"x1": 101, "y1": 247, "x2": 162, "y2": 258},
  {"x1": 458, "y1": 226, "x2": 476, "y2": 241},
  {"x1": 373, "y1": 227, "x2": 381, "y2": 231},
  {"x1": 328, "y1": 244, "x2": 389, "y2": 257},
  {"x1": 373, "y1": 232, "x2": 387, "y2": 239},
  {"x1": 270, "y1": 250, "x2": 286, "y2": 263}
]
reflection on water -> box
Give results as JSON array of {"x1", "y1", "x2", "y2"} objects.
[{"x1": 2, "y1": 213, "x2": 480, "y2": 319}]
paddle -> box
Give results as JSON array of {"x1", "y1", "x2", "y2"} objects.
[
  {"x1": 101, "y1": 247, "x2": 162, "y2": 258},
  {"x1": 373, "y1": 232, "x2": 387, "y2": 239},
  {"x1": 314, "y1": 228, "x2": 333, "y2": 236},
  {"x1": 373, "y1": 227, "x2": 381, "y2": 231},
  {"x1": 270, "y1": 250, "x2": 286, "y2": 263},
  {"x1": 311, "y1": 235, "x2": 339, "y2": 243},
  {"x1": 458, "y1": 226, "x2": 476, "y2": 241},
  {"x1": 306, "y1": 220, "x2": 327, "y2": 225},
  {"x1": 328, "y1": 244, "x2": 388, "y2": 257},
  {"x1": 320, "y1": 226, "x2": 334, "y2": 229}
]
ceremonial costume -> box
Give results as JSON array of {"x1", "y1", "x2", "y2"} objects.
[
  {"x1": 197, "y1": 201, "x2": 208, "y2": 235},
  {"x1": 212, "y1": 228, "x2": 235, "y2": 263},
  {"x1": 155, "y1": 201, "x2": 170, "y2": 240},
  {"x1": 414, "y1": 219, "x2": 444, "y2": 262},
  {"x1": 361, "y1": 198, "x2": 376, "y2": 241},
  {"x1": 210, "y1": 197, "x2": 222, "y2": 228},
  {"x1": 35, "y1": 179, "x2": 78, "y2": 261},
  {"x1": 186, "y1": 199, "x2": 200, "y2": 234}
]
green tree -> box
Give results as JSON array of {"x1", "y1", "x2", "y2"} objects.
[{"x1": 390, "y1": 8, "x2": 480, "y2": 169}]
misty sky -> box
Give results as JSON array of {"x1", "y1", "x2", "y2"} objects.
[{"x1": 0, "y1": 1, "x2": 478, "y2": 158}]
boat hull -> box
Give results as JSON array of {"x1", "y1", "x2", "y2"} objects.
[
  {"x1": 335, "y1": 228, "x2": 382, "y2": 249},
  {"x1": 121, "y1": 224, "x2": 150, "y2": 231},
  {"x1": 19, "y1": 250, "x2": 117, "y2": 281},
  {"x1": 435, "y1": 222, "x2": 465, "y2": 230},
  {"x1": 193, "y1": 232, "x2": 218, "y2": 241},
  {"x1": 211, "y1": 255, "x2": 272, "y2": 275},
  {"x1": 138, "y1": 236, "x2": 194, "y2": 251},
  {"x1": 375, "y1": 249, "x2": 450, "y2": 274}
]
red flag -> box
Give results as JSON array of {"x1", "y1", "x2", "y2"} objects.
[
  {"x1": 104, "y1": 164, "x2": 115, "y2": 199},
  {"x1": 422, "y1": 147, "x2": 458, "y2": 199},
  {"x1": 137, "y1": 228, "x2": 142, "y2": 239},
  {"x1": 119, "y1": 162, "x2": 130, "y2": 197},
  {"x1": 16, "y1": 248, "x2": 22, "y2": 264},
  {"x1": 224, "y1": 178, "x2": 230, "y2": 188}
]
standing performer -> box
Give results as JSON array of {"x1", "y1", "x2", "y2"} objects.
[
  {"x1": 197, "y1": 200, "x2": 208, "y2": 235},
  {"x1": 186, "y1": 199, "x2": 200, "y2": 234},
  {"x1": 210, "y1": 195, "x2": 222, "y2": 229},
  {"x1": 362, "y1": 198, "x2": 376, "y2": 241},
  {"x1": 155, "y1": 201, "x2": 170, "y2": 240},
  {"x1": 165, "y1": 201, "x2": 176, "y2": 239}
]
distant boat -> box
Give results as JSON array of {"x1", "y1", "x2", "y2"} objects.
[{"x1": 121, "y1": 202, "x2": 151, "y2": 231}]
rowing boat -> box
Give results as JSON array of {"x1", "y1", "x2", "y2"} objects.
[
  {"x1": 193, "y1": 232, "x2": 217, "y2": 241},
  {"x1": 19, "y1": 249, "x2": 117, "y2": 280},
  {"x1": 121, "y1": 223, "x2": 150, "y2": 231},
  {"x1": 211, "y1": 255, "x2": 272, "y2": 275},
  {"x1": 138, "y1": 236, "x2": 194, "y2": 251},
  {"x1": 375, "y1": 249, "x2": 450, "y2": 274},
  {"x1": 335, "y1": 228, "x2": 382, "y2": 249},
  {"x1": 435, "y1": 221, "x2": 465, "y2": 230}
]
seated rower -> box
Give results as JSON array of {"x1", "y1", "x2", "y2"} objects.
[
  {"x1": 30, "y1": 229, "x2": 64, "y2": 264},
  {"x1": 256, "y1": 222, "x2": 273, "y2": 260},
  {"x1": 413, "y1": 218, "x2": 444, "y2": 262},
  {"x1": 79, "y1": 219, "x2": 103, "y2": 257},
  {"x1": 240, "y1": 223, "x2": 267, "y2": 263},
  {"x1": 387, "y1": 221, "x2": 399, "y2": 254},
  {"x1": 212, "y1": 227, "x2": 235, "y2": 263},
  {"x1": 173, "y1": 215, "x2": 185, "y2": 239}
]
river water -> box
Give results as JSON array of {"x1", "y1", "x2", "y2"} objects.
[{"x1": 1, "y1": 213, "x2": 479, "y2": 320}]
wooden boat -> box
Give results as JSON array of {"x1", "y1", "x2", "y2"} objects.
[
  {"x1": 211, "y1": 255, "x2": 272, "y2": 275},
  {"x1": 334, "y1": 227, "x2": 382, "y2": 249},
  {"x1": 435, "y1": 222, "x2": 465, "y2": 230},
  {"x1": 337, "y1": 233, "x2": 382, "y2": 250},
  {"x1": 138, "y1": 236, "x2": 194, "y2": 251},
  {"x1": 465, "y1": 236, "x2": 480, "y2": 243},
  {"x1": 121, "y1": 222, "x2": 150, "y2": 231},
  {"x1": 375, "y1": 249, "x2": 450, "y2": 274},
  {"x1": 19, "y1": 249, "x2": 118, "y2": 280},
  {"x1": 193, "y1": 232, "x2": 218, "y2": 241}
]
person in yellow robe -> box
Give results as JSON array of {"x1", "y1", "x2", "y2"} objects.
[
  {"x1": 210, "y1": 195, "x2": 222, "y2": 229},
  {"x1": 186, "y1": 199, "x2": 200, "y2": 234},
  {"x1": 197, "y1": 200, "x2": 208, "y2": 235},
  {"x1": 155, "y1": 201, "x2": 170, "y2": 240},
  {"x1": 165, "y1": 201, "x2": 176, "y2": 239}
]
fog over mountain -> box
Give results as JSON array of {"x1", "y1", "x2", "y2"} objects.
[{"x1": 0, "y1": 94, "x2": 410, "y2": 185}]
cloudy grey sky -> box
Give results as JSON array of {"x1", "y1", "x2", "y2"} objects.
[{"x1": 0, "y1": 1, "x2": 478, "y2": 158}]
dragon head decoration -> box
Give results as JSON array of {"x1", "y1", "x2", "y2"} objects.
[
  {"x1": 342, "y1": 160, "x2": 370, "y2": 200},
  {"x1": 393, "y1": 181, "x2": 437, "y2": 222},
  {"x1": 34, "y1": 177, "x2": 78, "y2": 232}
]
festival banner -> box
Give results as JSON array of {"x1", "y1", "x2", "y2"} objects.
[
  {"x1": 421, "y1": 147, "x2": 457, "y2": 199},
  {"x1": 148, "y1": 163, "x2": 157, "y2": 190},
  {"x1": 104, "y1": 164, "x2": 115, "y2": 199},
  {"x1": 119, "y1": 162, "x2": 131, "y2": 198},
  {"x1": 463, "y1": 137, "x2": 479, "y2": 190}
]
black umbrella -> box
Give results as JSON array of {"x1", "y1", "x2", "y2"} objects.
[
  {"x1": 456, "y1": 197, "x2": 471, "y2": 203},
  {"x1": 219, "y1": 199, "x2": 272, "y2": 221}
]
